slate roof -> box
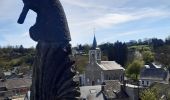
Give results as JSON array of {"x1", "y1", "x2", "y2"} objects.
[
  {"x1": 102, "y1": 80, "x2": 129, "y2": 99},
  {"x1": 102, "y1": 80, "x2": 121, "y2": 99},
  {"x1": 80, "y1": 85, "x2": 104, "y2": 100},
  {"x1": 0, "y1": 78, "x2": 31, "y2": 90},
  {"x1": 98, "y1": 61, "x2": 125, "y2": 71},
  {"x1": 0, "y1": 81, "x2": 5, "y2": 88},
  {"x1": 140, "y1": 63, "x2": 168, "y2": 80},
  {"x1": 80, "y1": 82, "x2": 128, "y2": 99}
]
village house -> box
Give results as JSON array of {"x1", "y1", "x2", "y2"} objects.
[
  {"x1": 80, "y1": 80, "x2": 129, "y2": 100},
  {"x1": 82, "y1": 36, "x2": 125, "y2": 86},
  {"x1": 0, "y1": 78, "x2": 31, "y2": 99},
  {"x1": 139, "y1": 63, "x2": 169, "y2": 87}
]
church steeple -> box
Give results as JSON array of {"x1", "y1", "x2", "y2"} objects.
[
  {"x1": 89, "y1": 34, "x2": 101, "y2": 64},
  {"x1": 92, "y1": 35, "x2": 97, "y2": 49}
]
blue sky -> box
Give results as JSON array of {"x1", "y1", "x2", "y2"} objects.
[{"x1": 0, "y1": 0, "x2": 170, "y2": 47}]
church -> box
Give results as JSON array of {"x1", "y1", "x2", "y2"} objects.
[{"x1": 82, "y1": 36, "x2": 125, "y2": 86}]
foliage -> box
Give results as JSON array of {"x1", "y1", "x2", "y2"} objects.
[
  {"x1": 99, "y1": 42, "x2": 128, "y2": 67},
  {"x1": 142, "y1": 51, "x2": 154, "y2": 64},
  {"x1": 113, "y1": 41, "x2": 128, "y2": 67},
  {"x1": 140, "y1": 88, "x2": 157, "y2": 100},
  {"x1": 0, "y1": 45, "x2": 35, "y2": 70},
  {"x1": 126, "y1": 60, "x2": 144, "y2": 80},
  {"x1": 165, "y1": 35, "x2": 170, "y2": 45},
  {"x1": 128, "y1": 45, "x2": 151, "y2": 52},
  {"x1": 150, "y1": 83, "x2": 170, "y2": 100},
  {"x1": 99, "y1": 42, "x2": 114, "y2": 57},
  {"x1": 74, "y1": 55, "x2": 89, "y2": 73},
  {"x1": 150, "y1": 38, "x2": 164, "y2": 49},
  {"x1": 154, "y1": 45, "x2": 170, "y2": 68},
  {"x1": 76, "y1": 44, "x2": 90, "y2": 54}
]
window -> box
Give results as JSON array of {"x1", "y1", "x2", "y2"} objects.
[
  {"x1": 105, "y1": 75, "x2": 109, "y2": 80},
  {"x1": 147, "y1": 81, "x2": 149, "y2": 86},
  {"x1": 87, "y1": 78, "x2": 89, "y2": 83},
  {"x1": 92, "y1": 54, "x2": 95, "y2": 58},
  {"x1": 142, "y1": 81, "x2": 144, "y2": 85},
  {"x1": 109, "y1": 77, "x2": 111, "y2": 80},
  {"x1": 89, "y1": 89, "x2": 97, "y2": 94},
  {"x1": 97, "y1": 52, "x2": 100, "y2": 59},
  {"x1": 97, "y1": 79, "x2": 100, "y2": 83}
]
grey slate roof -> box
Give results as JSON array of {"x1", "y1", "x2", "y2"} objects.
[
  {"x1": 80, "y1": 85, "x2": 104, "y2": 100},
  {"x1": 0, "y1": 78, "x2": 31, "y2": 90},
  {"x1": 102, "y1": 80, "x2": 121, "y2": 99},
  {"x1": 0, "y1": 81, "x2": 5, "y2": 88},
  {"x1": 140, "y1": 63, "x2": 168, "y2": 80},
  {"x1": 79, "y1": 81, "x2": 129, "y2": 99},
  {"x1": 102, "y1": 80, "x2": 129, "y2": 99},
  {"x1": 98, "y1": 61, "x2": 125, "y2": 71}
]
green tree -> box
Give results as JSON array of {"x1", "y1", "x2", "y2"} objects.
[
  {"x1": 154, "y1": 45, "x2": 170, "y2": 68},
  {"x1": 82, "y1": 44, "x2": 90, "y2": 54},
  {"x1": 99, "y1": 42, "x2": 128, "y2": 67},
  {"x1": 113, "y1": 41, "x2": 128, "y2": 67},
  {"x1": 126, "y1": 60, "x2": 144, "y2": 80},
  {"x1": 142, "y1": 51, "x2": 154, "y2": 64},
  {"x1": 74, "y1": 55, "x2": 88, "y2": 73},
  {"x1": 140, "y1": 88, "x2": 157, "y2": 100},
  {"x1": 165, "y1": 35, "x2": 170, "y2": 45}
]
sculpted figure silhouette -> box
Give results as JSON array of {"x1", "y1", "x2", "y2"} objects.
[
  {"x1": 18, "y1": 0, "x2": 71, "y2": 43},
  {"x1": 18, "y1": 0, "x2": 80, "y2": 100}
]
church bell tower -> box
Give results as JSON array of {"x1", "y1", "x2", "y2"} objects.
[{"x1": 89, "y1": 35, "x2": 101, "y2": 64}]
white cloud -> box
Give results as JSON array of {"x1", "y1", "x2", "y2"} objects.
[
  {"x1": 62, "y1": 0, "x2": 109, "y2": 9},
  {"x1": 94, "y1": 13, "x2": 133, "y2": 28},
  {"x1": 93, "y1": 8, "x2": 170, "y2": 28}
]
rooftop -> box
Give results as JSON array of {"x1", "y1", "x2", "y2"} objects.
[
  {"x1": 98, "y1": 61, "x2": 125, "y2": 71},
  {"x1": 0, "y1": 78, "x2": 31, "y2": 90},
  {"x1": 102, "y1": 80, "x2": 121, "y2": 99},
  {"x1": 140, "y1": 63, "x2": 168, "y2": 80},
  {"x1": 80, "y1": 85, "x2": 104, "y2": 100},
  {"x1": 103, "y1": 80, "x2": 129, "y2": 99}
]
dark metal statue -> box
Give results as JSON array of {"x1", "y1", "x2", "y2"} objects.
[{"x1": 18, "y1": 0, "x2": 80, "y2": 99}]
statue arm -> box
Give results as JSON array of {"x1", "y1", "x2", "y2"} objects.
[{"x1": 18, "y1": 5, "x2": 29, "y2": 24}]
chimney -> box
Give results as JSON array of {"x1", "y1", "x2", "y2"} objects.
[{"x1": 101, "y1": 82, "x2": 106, "y2": 91}]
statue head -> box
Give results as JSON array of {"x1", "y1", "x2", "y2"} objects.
[{"x1": 18, "y1": 0, "x2": 71, "y2": 43}]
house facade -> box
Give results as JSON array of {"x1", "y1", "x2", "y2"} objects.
[{"x1": 139, "y1": 63, "x2": 169, "y2": 87}]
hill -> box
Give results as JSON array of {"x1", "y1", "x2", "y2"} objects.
[{"x1": 0, "y1": 45, "x2": 35, "y2": 71}]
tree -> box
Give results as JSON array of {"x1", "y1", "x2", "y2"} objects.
[
  {"x1": 99, "y1": 43, "x2": 111, "y2": 56},
  {"x1": 140, "y1": 88, "x2": 157, "y2": 100},
  {"x1": 113, "y1": 41, "x2": 128, "y2": 67},
  {"x1": 99, "y1": 42, "x2": 128, "y2": 67},
  {"x1": 82, "y1": 44, "x2": 90, "y2": 54},
  {"x1": 99, "y1": 42, "x2": 114, "y2": 60},
  {"x1": 165, "y1": 36, "x2": 170, "y2": 45},
  {"x1": 154, "y1": 45, "x2": 170, "y2": 68},
  {"x1": 126, "y1": 60, "x2": 144, "y2": 80},
  {"x1": 126, "y1": 40, "x2": 138, "y2": 46},
  {"x1": 150, "y1": 38, "x2": 164, "y2": 49},
  {"x1": 142, "y1": 51, "x2": 154, "y2": 64},
  {"x1": 76, "y1": 44, "x2": 90, "y2": 54}
]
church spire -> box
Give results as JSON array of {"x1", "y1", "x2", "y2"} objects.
[{"x1": 92, "y1": 34, "x2": 97, "y2": 49}]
